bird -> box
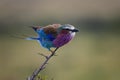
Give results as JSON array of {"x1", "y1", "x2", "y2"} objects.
[{"x1": 26, "y1": 24, "x2": 79, "y2": 52}]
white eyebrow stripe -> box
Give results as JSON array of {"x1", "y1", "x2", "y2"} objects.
[
  {"x1": 64, "y1": 24, "x2": 75, "y2": 30},
  {"x1": 70, "y1": 26, "x2": 75, "y2": 29}
]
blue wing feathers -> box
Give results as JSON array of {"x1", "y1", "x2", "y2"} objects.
[{"x1": 30, "y1": 25, "x2": 58, "y2": 50}]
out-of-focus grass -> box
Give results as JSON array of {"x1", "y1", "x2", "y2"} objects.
[{"x1": 0, "y1": 32, "x2": 120, "y2": 80}]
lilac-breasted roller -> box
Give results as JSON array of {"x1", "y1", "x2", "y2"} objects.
[{"x1": 26, "y1": 24, "x2": 79, "y2": 51}]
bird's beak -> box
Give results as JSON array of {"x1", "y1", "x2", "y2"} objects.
[{"x1": 71, "y1": 29, "x2": 79, "y2": 32}]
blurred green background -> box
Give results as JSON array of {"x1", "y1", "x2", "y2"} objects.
[{"x1": 0, "y1": 0, "x2": 120, "y2": 80}]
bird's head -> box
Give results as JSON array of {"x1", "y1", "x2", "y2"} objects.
[{"x1": 59, "y1": 24, "x2": 79, "y2": 33}]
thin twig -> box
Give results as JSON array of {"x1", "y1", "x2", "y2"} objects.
[
  {"x1": 39, "y1": 53, "x2": 48, "y2": 59},
  {"x1": 27, "y1": 47, "x2": 59, "y2": 80}
]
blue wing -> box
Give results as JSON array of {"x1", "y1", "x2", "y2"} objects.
[
  {"x1": 29, "y1": 25, "x2": 58, "y2": 50},
  {"x1": 36, "y1": 28, "x2": 55, "y2": 50}
]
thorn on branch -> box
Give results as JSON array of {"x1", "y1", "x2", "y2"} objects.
[{"x1": 38, "y1": 53, "x2": 49, "y2": 59}]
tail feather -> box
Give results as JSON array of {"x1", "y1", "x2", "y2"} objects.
[
  {"x1": 32, "y1": 27, "x2": 37, "y2": 31},
  {"x1": 26, "y1": 37, "x2": 39, "y2": 40},
  {"x1": 29, "y1": 26, "x2": 42, "y2": 32}
]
